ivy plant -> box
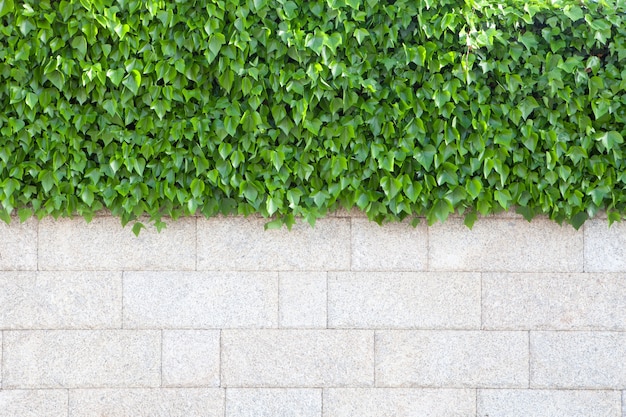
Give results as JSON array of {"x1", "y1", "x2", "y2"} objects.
[{"x1": 1, "y1": 0, "x2": 625, "y2": 234}]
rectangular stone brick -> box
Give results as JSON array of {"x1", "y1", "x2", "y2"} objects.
[
  {"x1": 351, "y1": 219, "x2": 428, "y2": 271},
  {"x1": 429, "y1": 218, "x2": 583, "y2": 272},
  {"x1": 0, "y1": 390, "x2": 68, "y2": 417},
  {"x1": 328, "y1": 272, "x2": 480, "y2": 329},
  {"x1": 483, "y1": 273, "x2": 626, "y2": 330},
  {"x1": 226, "y1": 389, "x2": 321, "y2": 417},
  {"x1": 376, "y1": 331, "x2": 528, "y2": 387},
  {"x1": 531, "y1": 331, "x2": 626, "y2": 389},
  {"x1": 222, "y1": 330, "x2": 374, "y2": 387},
  {"x1": 69, "y1": 389, "x2": 224, "y2": 417},
  {"x1": 162, "y1": 330, "x2": 220, "y2": 387},
  {"x1": 585, "y1": 219, "x2": 626, "y2": 272},
  {"x1": 0, "y1": 271, "x2": 122, "y2": 329},
  {"x1": 3, "y1": 330, "x2": 160, "y2": 388},
  {"x1": 279, "y1": 272, "x2": 327, "y2": 328},
  {"x1": 123, "y1": 272, "x2": 278, "y2": 328},
  {"x1": 0, "y1": 218, "x2": 37, "y2": 270},
  {"x1": 197, "y1": 217, "x2": 350, "y2": 270},
  {"x1": 38, "y1": 217, "x2": 196, "y2": 270},
  {"x1": 323, "y1": 388, "x2": 475, "y2": 417},
  {"x1": 477, "y1": 389, "x2": 621, "y2": 417}
]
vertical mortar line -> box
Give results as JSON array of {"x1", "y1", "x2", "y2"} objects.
[
  {"x1": 582, "y1": 222, "x2": 586, "y2": 273},
  {"x1": 474, "y1": 388, "x2": 478, "y2": 417},
  {"x1": 320, "y1": 388, "x2": 324, "y2": 417},
  {"x1": 222, "y1": 384, "x2": 227, "y2": 417},
  {"x1": 66, "y1": 389, "x2": 70, "y2": 417}
]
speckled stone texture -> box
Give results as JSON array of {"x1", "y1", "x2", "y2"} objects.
[{"x1": 1, "y1": 213, "x2": 625, "y2": 416}]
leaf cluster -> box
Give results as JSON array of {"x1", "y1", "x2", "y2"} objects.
[{"x1": 1, "y1": 0, "x2": 626, "y2": 232}]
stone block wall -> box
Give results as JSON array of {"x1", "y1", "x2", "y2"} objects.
[{"x1": 0, "y1": 213, "x2": 625, "y2": 416}]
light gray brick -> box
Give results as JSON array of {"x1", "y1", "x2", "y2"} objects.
[
  {"x1": 477, "y1": 389, "x2": 621, "y2": 417},
  {"x1": 197, "y1": 217, "x2": 350, "y2": 270},
  {"x1": 351, "y1": 219, "x2": 428, "y2": 271},
  {"x1": 226, "y1": 388, "x2": 321, "y2": 417},
  {"x1": 429, "y1": 218, "x2": 583, "y2": 272},
  {"x1": 323, "y1": 388, "x2": 475, "y2": 417},
  {"x1": 483, "y1": 273, "x2": 626, "y2": 330},
  {"x1": 162, "y1": 330, "x2": 220, "y2": 387},
  {"x1": 0, "y1": 390, "x2": 68, "y2": 417},
  {"x1": 279, "y1": 272, "x2": 327, "y2": 328},
  {"x1": 376, "y1": 331, "x2": 528, "y2": 387},
  {"x1": 585, "y1": 219, "x2": 626, "y2": 272},
  {"x1": 328, "y1": 272, "x2": 480, "y2": 329},
  {"x1": 0, "y1": 218, "x2": 37, "y2": 270},
  {"x1": 0, "y1": 271, "x2": 121, "y2": 329},
  {"x1": 69, "y1": 388, "x2": 224, "y2": 417},
  {"x1": 123, "y1": 272, "x2": 278, "y2": 328},
  {"x1": 531, "y1": 331, "x2": 626, "y2": 389},
  {"x1": 222, "y1": 330, "x2": 374, "y2": 387},
  {"x1": 38, "y1": 217, "x2": 195, "y2": 270},
  {"x1": 3, "y1": 330, "x2": 160, "y2": 388}
]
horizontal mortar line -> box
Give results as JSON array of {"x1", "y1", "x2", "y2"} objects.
[{"x1": 526, "y1": 386, "x2": 626, "y2": 391}]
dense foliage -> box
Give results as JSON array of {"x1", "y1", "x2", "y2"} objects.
[{"x1": 1, "y1": 0, "x2": 625, "y2": 233}]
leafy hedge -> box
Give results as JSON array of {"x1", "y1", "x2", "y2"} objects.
[{"x1": 1, "y1": 0, "x2": 625, "y2": 233}]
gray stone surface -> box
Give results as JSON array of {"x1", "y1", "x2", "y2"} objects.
[
  {"x1": 69, "y1": 389, "x2": 224, "y2": 417},
  {"x1": 162, "y1": 330, "x2": 220, "y2": 387},
  {"x1": 3, "y1": 330, "x2": 160, "y2": 388},
  {"x1": 531, "y1": 331, "x2": 626, "y2": 388},
  {"x1": 351, "y1": 219, "x2": 428, "y2": 271},
  {"x1": 585, "y1": 219, "x2": 626, "y2": 272},
  {"x1": 0, "y1": 390, "x2": 68, "y2": 417},
  {"x1": 222, "y1": 330, "x2": 374, "y2": 387},
  {"x1": 477, "y1": 389, "x2": 622, "y2": 417},
  {"x1": 323, "y1": 388, "x2": 476, "y2": 417},
  {"x1": 279, "y1": 272, "x2": 327, "y2": 328},
  {"x1": 483, "y1": 273, "x2": 626, "y2": 330},
  {"x1": 0, "y1": 218, "x2": 37, "y2": 270},
  {"x1": 328, "y1": 272, "x2": 480, "y2": 329},
  {"x1": 123, "y1": 272, "x2": 278, "y2": 328},
  {"x1": 376, "y1": 331, "x2": 528, "y2": 387},
  {"x1": 197, "y1": 217, "x2": 350, "y2": 270},
  {"x1": 0, "y1": 271, "x2": 122, "y2": 329},
  {"x1": 38, "y1": 217, "x2": 196, "y2": 270},
  {"x1": 429, "y1": 218, "x2": 583, "y2": 272},
  {"x1": 226, "y1": 388, "x2": 321, "y2": 417}
]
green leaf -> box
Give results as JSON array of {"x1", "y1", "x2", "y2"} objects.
[
  {"x1": 519, "y1": 97, "x2": 538, "y2": 120},
  {"x1": 71, "y1": 36, "x2": 87, "y2": 57},
  {"x1": 595, "y1": 131, "x2": 624, "y2": 151},
  {"x1": 519, "y1": 32, "x2": 538, "y2": 51},
  {"x1": 209, "y1": 33, "x2": 226, "y2": 58},
  {"x1": 564, "y1": 5, "x2": 583, "y2": 21},
  {"x1": 122, "y1": 69, "x2": 142, "y2": 95},
  {"x1": 106, "y1": 69, "x2": 125, "y2": 86},
  {"x1": 353, "y1": 28, "x2": 369, "y2": 45},
  {"x1": 132, "y1": 222, "x2": 145, "y2": 236},
  {"x1": 569, "y1": 211, "x2": 588, "y2": 230},
  {"x1": 0, "y1": 0, "x2": 14, "y2": 18}
]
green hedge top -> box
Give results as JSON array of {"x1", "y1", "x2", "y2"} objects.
[{"x1": 1, "y1": 0, "x2": 625, "y2": 232}]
